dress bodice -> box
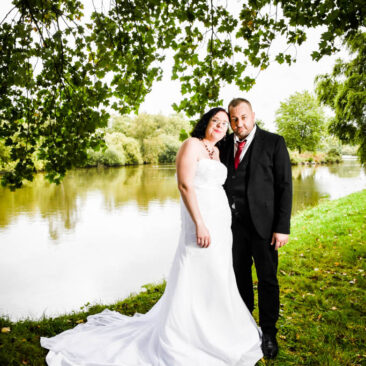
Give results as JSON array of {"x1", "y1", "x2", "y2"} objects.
[{"x1": 194, "y1": 159, "x2": 227, "y2": 189}]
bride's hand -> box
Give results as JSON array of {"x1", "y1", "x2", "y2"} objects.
[{"x1": 196, "y1": 223, "x2": 211, "y2": 248}]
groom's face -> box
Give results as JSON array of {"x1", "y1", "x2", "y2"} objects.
[{"x1": 229, "y1": 102, "x2": 255, "y2": 140}]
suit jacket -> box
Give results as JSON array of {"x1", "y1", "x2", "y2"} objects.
[{"x1": 219, "y1": 126, "x2": 292, "y2": 239}]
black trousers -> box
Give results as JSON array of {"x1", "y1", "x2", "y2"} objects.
[{"x1": 231, "y1": 213, "x2": 279, "y2": 336}]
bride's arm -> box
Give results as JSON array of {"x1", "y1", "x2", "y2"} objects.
[{"x1": 176, "y1": 138, "x2": 211, "y2": 248}]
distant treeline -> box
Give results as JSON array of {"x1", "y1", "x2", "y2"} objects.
[
  {"x1": 0, "y1": 113, "x2": 359, "y2": 172},
  {"x1": 0, "y1": 113, "x2": 191, "y2": 172},
  {"x1": 86, "y1": 113, "x2": 191, "y2": 167}
]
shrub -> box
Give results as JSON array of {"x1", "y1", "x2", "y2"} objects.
[
  {"x1": 87, "y1": 147, "x2": 125, "y2": 166},
  {"x1": 327, "y1": 148, "x2": 342, "y2": 158},
  {"x1": 142, "y1": 136, "x2": 164, "y2": 163},
  {"x1": 121, "y1": 136, "x2": 143, "y2": 165},
  {"x1": 158, "y1": 135, "x2": 180, "y2": 163}
]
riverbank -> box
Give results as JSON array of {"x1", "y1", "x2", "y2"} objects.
[
  {"x1": 1, "y1": 190, "x2": 365, "y2": 365},
  {"x1": 289, "y1": 150, "x2": 343, "y2": 165},
  {"x1": 0, "y1": 148, "x2": 351, "y2": 175}
]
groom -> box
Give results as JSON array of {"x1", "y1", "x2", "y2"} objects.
[{"x1": 219, "y1": 98, "x2": 292, "y2": 359}]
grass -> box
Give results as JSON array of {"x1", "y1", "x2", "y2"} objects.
[
  {"x1": 257, "y1": 189, "x2": 366, "y2": 365},
  {"x1": 1, "y1": 190, "x2": 365, "y2": 365}
]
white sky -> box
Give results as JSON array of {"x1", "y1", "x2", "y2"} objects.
[{"x1": 1, "y1": 0, "x2": 347, "y2": 131}]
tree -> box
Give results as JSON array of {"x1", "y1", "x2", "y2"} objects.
[
  {"x1": 275, "y1": 91, "x2": 325, "y2": 153},
  {"x1": 158, "y1": 134, "x2": 181, "y2": 163},
  {"x1": 254, "y1": 119, "x2": 267, "y2": 130},
  {"x1": 1, "y1": 0, "x2": 364, "y2": 189},
  {"x1": 315, "y1": 32, "x2": 366, "y2": 164}
]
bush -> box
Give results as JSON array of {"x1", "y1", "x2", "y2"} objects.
[
  {"x1": 87, "y1": 147, "x2": 125, "y2": 166},
  {"x1": 327, "y1": 148, "x2": 342, "y2": 158},
  {"x1": 142, "y1": 136, "x2": 164, "y2": 163},
  {"x1": 341, "y1": 144, "x2": 358, "y2": 155},
  {"x1": 288, "y1": 149, "x2": 342, "y2": 165},
  {"x1": 158, "y1": 135, "x2": 180, "y2": 163},
  {"x1": 325, "y1": 148, "x2": 342, "y2": 163},
  {"x1": 86, "y1": 113, "x2": 188, "y2": 166},
  {"x1": 87, "y1": 132, "x2": 143, "y2": 167},
  {"x1": 289, "y1": 150, "x2": 301, "y2": 165}
]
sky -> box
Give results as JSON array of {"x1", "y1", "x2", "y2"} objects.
[{"x1": 1, "y1": 0, "x2": 348, "y2": 131}]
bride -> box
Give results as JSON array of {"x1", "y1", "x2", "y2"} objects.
[{"x1": 41, "y1": 107, "x2": 263, "y2": 366}]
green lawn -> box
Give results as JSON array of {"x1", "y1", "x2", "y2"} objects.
[{"x1": 1, "y1": 190, "x2": 365, "y2": 365}]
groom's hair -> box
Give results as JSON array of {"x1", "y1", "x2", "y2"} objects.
[
  {"x1": 228, "y1": 98, "x2": 252, "y2": 112},
  {"x1": 191, "y1": 107, "x2": 229, "y2": 140}
]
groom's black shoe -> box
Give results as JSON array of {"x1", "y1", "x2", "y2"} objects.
[{"x1": 261, "y1": 333, "x2": 278, "y2": 359}]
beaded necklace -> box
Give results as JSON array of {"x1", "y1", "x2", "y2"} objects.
[{"x1": 202, "y1": 139, "x2": 215, "y2": 159}]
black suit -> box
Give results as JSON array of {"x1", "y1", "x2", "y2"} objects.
[{"x1": 219, "y1": 126, "x2": 292, "y2": 335}]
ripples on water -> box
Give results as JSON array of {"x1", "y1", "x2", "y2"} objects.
[{"x1": 0, "y1": 159, "x2": 365, "y2": 320}]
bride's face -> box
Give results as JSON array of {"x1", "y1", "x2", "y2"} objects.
[{"x1": 205, "y1": 111, "x2": 229, "y2": 142}]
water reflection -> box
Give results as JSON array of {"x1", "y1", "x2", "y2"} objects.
[
  {"x1": 292, "y1": 166, "x2": 325, "y2": 214},
  {"x1": 0, "y1": 159, "x2": 365, "y2": 320},
  {"x1": 1, "y1": 160, "x2": 364, "y2": 236},
  {"x1": 0, "y1": 165, "x2": 179, "y2": 240}
]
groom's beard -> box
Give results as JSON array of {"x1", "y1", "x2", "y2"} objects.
[
  {"x1": 234, "y1": 128, "x2": 249, "y2": 140},
  {"x1": 233, "y1": 124, "x2": 255, "y2": 140}
]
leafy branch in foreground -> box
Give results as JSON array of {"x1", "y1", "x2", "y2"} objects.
[
  {"x1": 0, "y1": 0, "x2": 364, "y2": 188},
  {"x1": 315, "y1": 32, "x2": 366, "y2": 164}
]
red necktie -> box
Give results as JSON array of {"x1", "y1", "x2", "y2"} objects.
[{"x1": 234, "y1": 140, "x2": 247, "y2": 170}]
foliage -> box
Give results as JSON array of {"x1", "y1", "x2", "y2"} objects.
[
  {"x1": 326, "y1": 148, "x2": 342, "y2": 160},
  {"x1": 0, "y1": 0, "x2": 364, "y2": 188},
  {"x1": 142, "y1": 136, "x2": 165, "y2": 164},
  {"x1": 315, "y1": 32, "x2": 366, "y2": 164},
  {"x1": 120, "y1": 135, "x2": 143, "y2": 165},
  {"x1": 0, "y1": 1, "x2": 109, "y2": 189},
  {"x1": 317, "y1": 135, "x2": 342, "y2": 153},
  {"x1": 340, "y1": 144, "x2": 359, "y2": 156},
  {"x1": 1, "y1": 190, "x2": 365, "y2": 365},
  {"x1": 0, "y1": 140, "x2": 10, "y2": 169},
  {"x1": 288, "y1": 150, "x2": 342, "y2": 165},
  {"x1": 158, "y1": 134, "x2": 181, "y2": 164},
  {"x1": 109, "y1": 115, "x2": 133, "y2": 135},
  {"x1": 275, "y1": 91, "x2": 326, "y2": 153},
  {"x1": 254, "y1": 119, "x2": 266, "y2": 130},
  {"x1": 116, "y1": 113, "x2": 190, "y2": 141},
  {"x1": 87, "y1": 132, "x2": 143, "y2": 166},
  {"x1": 168, "y1": 0, "x2": 365, "y2": 117},
  {"x1": 109, "y1": 113, "x2": 189, "y2": 164}
]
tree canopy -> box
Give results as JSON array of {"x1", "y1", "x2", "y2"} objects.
[
  {"x1": 315, "y1": 32, "x2": 366, "y2": 164},
  {"x1": 275, "y1": 91, "x2": 325, "y2": 153},
  {"x1": 1, "y1": 0, "x2": 365, "y2": 189}
]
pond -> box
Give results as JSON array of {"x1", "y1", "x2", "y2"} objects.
[{"x1": 0, "y1": 157, "x2": 365, "y2": 320}]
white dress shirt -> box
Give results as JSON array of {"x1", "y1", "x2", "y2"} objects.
[{"x1": 233, "y1": 124, "x2": 257, "y2": 163}]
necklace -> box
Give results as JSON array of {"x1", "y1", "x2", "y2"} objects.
[{"x1": 202, "y1": 139, "x2": 215, "y2": 159}]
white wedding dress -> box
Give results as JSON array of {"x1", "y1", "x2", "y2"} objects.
[{"x1": 41, "y1": 159, "x2": 263, "y2": 366}]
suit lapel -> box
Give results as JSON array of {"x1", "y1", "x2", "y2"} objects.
[
  {"x1": 249, "y1": 126, "x2": 265, "y2": 175},
  {"x1": 222, "y1": 134, "x2": 235, "y2": 168}
]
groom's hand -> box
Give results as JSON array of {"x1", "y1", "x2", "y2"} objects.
[{"x1": 271, "y1": 233, "x2": 289, "y2": 250}]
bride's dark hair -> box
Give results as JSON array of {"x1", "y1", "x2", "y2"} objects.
[{"x1": 191, "y1": 107, "x2": 229, "y2": 140}]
